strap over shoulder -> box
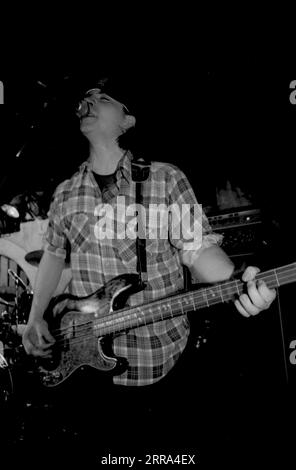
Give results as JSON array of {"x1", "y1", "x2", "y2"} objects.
[{"x1": 131, "y1": 157, "x2": 151, "y2": 183}]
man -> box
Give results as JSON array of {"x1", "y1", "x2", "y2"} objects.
[{"x1": 22, "y1": 80, "x2": 276, "y2": 455}]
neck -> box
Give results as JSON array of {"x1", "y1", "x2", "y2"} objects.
[{"x1": 89, "y1": 141, "x2": 124, "y2": 175}]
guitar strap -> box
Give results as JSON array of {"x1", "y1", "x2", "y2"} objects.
[
  {"x1": 131, "y1": 157, "x2": 192, "y2": 292},
  {"x1": 131, "y1": 157, "x2": 151, "y2": 287}
]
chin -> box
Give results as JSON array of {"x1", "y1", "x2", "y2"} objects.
[{"x1": 80, "y1": 123, "x2": 93, "y2": 134}]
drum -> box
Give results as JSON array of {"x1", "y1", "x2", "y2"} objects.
[
  {"x1": 0, "y1": 289, "x2": 32, "y2": 405},
  {"x1": 0, "y1": 320, "x2": 33, "y2": 407},
  {"x1": 11, "y1": 290, "x2": 33, "y2": 331},
  {"x1": 0, "y1": 346, "x2": 13, "y2": 406}
]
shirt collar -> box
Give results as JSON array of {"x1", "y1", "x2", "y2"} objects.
[{"x1": 79, "y1": 150, "x2": 133, "y2": 184}]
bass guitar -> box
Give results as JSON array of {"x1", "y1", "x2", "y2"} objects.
[{"x1": 35, "y1": 262, "x2": 296, "y2": 387}]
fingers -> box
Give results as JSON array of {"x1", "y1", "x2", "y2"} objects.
[
  {"x1": 257, "y1": 280, "x2": 277, "y2": 304},
  {"x1": 234, "y1": 266, "x2": 276, "y2": 318},
  {"x1": 235, "y1": 279, "x2": 277, "y2": 318},
  {"x1": 247, "y1": 279, "x2": 276, "y2": 307},
  {"x1": 31, "y1": 347, "x2": 53, "y2": 358},
  {"x1": 234, "y1": 298, "x2": 251, "y2": 318},
  {"x1": 23, "y1": 340, "x2": 52, "y2": 357},
  {"x1": 23, "y1": 326, "x2": 55, "y2": 357},
  {"x1": 37, "y1": 329, "x2": 55, "y2": 347},
  {"x1": 235, "y1": 293, "x2": 260, "y2": 317},
  {"x1": 23, "y1": 337, "x2": 53, "y2": 357},
  {"x1": 242, "y1": 266, "x2": 260, "y2": 282}
]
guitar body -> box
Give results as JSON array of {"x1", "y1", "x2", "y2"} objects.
[{"x1": 38, "y1": 273, "x2": 143, "y2": 387}]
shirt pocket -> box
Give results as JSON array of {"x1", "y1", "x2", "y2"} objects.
[
  {"x1": 68, "y1": 212, "x2": 93, "y2": 253},
  {"x1": 145, "y1": 210, "x2": 170, "y2": 256}
]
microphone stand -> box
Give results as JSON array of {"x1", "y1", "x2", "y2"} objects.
[
  {"x1": 15, "y1": 102, "x2": 50, "y2": 159},
  {"x1": 8, "y1": 269, "x2": 32, "y2": 328}
]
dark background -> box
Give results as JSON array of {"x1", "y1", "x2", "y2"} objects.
[
  {"x1": 1, "y1": 58, "x2": 295, "y2": 211},
  {"x1": 1, "y1": 56, "x2": 295, "y2": 257},
  {"x1": 1, "y1": 50, "x2": 296, "y2": 375},
  {"x1": 1, "y1": 31, "x2": 296, "y2": 463}
]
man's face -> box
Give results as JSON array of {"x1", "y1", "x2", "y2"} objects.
[{"x1": 78, "y1": 88, "x2": 130, "y2": 138}]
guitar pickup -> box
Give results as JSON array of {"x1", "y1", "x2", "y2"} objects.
[{"x1": 64, "y1": 319, "x2": 77, "y2": 339}]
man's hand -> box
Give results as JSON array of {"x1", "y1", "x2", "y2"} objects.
[
  {"x1": 234, "y1": 266, "x2": 276, "y2": 318},
  {"x1": 22, "y1": 318, "x2": 55, "y2": 357}
]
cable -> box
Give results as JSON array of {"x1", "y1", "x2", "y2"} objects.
[{"x1": 276, "y1": 287, "x2": 289, "y2": 384}]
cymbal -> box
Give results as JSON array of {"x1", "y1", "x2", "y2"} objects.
[{"x1": 25, "y1": 250, "x2": 70, "y2": 267}]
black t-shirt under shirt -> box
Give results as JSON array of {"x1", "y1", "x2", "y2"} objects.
[{"x1": 92, "y1": 171, "x2": 117, "y2": 192}]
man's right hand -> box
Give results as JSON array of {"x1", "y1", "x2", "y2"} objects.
[{"x1": 22, "y1": 318, "x2": 56, "y2": 357}]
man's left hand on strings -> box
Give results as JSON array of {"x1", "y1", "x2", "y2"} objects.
[{"x1": 234, "y1": 266, "x2": 276, "y2": 318}]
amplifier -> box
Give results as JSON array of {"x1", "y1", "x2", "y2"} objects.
[{"x1": 207, "y1": 208, "x2": 263, "y2": 257}]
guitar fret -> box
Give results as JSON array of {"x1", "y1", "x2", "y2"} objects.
[
  {"x1": 135, "y1": 308, "x2": 144, "y2": 326},
  {"x1": 190, "y1": 294, "x2": 196, "y2": 310},
  {"x1": 274, "y1": 269, "x2": 280, "y2": 287},
  {"x1": 235, "y1": 280, "x2": 240, "y2": 296},
  {"x1": 162, "y1": 303, "x2": 170, "y2": 318},
  {"x1": 158, "y1": 304, "x2": 164, "y2": 320},
  {"x1": 183, "y1": 295, "x2": 191, "y2": 310},
  {"x1": 148, "y1": 308, "x2": 154, "y2": 322},
  {"x1": 178, "y1": 299, "x2": 184, "y2": 314},
  {"x1": 136, "y1": 307, "x2": 145, "y2": 324},
  {"x1": 219, "y1": 284, "x2": 224, "y2": 302},
  {"x1": 209, "y1": 288, "x2": 217, "y2": 299},
  {"x1": 202, "y1": 290, "x2": 209, "y2": 307}
]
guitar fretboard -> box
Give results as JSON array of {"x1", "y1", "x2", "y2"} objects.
[{"x1": 93, "y1": 263, "x2": 296, "y2": 336}]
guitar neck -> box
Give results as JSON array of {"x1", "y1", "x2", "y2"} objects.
[{"x1": 93, "y1": 263, "x2": 296, "y2": 337}]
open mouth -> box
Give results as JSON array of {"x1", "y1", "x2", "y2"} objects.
[{"x1": 77, "y1": 100, "x2": 94, "y2": 119}]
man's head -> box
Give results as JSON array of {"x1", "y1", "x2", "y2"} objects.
[{"x1": 76, "y1": 79, "x2": 136, "y2": 141}]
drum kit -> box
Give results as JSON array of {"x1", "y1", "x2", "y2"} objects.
[{"x1": 0, "y1": 249, "x2": 45, "y2": 405}]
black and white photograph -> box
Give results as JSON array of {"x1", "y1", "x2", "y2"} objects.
[{"x1": 0, "y1": 23, "x2": 295, "y2": 467}]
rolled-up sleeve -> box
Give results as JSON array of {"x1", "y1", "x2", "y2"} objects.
[
  {"x1": 44, "y1": 189, "x2": 68, "y2": 260},
  {"x1": 168, "y1": 168, "x2": 223, "y2": 268}
]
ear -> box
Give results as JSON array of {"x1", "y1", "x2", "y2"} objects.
[{"x1": 122, "y1": 114, "x2": 136, "y2": 131}]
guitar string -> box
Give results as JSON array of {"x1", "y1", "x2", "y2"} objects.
[
  {"x1": 37, "y1": 275, "x2": 296, "y2": 358},
  {"x1": 47, "y1": 268, "x2": 296, "y2": 343},
  {"x1": 44, "y1": 269, "x2": 296, "y2": 349},
  {"x1": 49, "y1": 267, "x2": 296, "y2": 340},
  {"x1": 44, "y1": 271, "x2": 294, "y2": 353}
]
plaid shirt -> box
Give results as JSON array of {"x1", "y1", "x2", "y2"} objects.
[{"x1": 45, "y1": 151, "x2": 221, "y2": 386}]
